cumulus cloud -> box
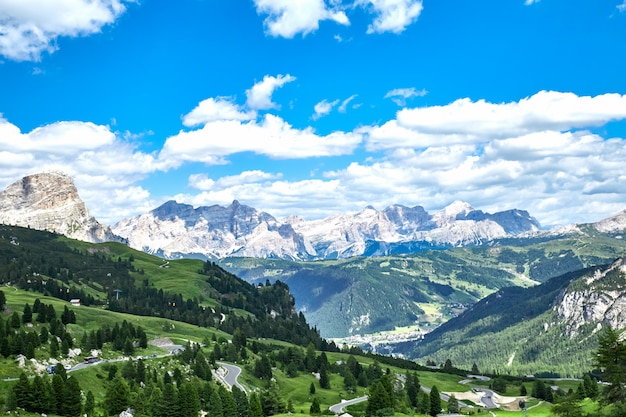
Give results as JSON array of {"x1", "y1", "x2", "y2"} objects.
[
  {"x1": 183, "y1": 97, "x2": 256, "y2": 127},
  {"x1": 312, "y1": 99, "x2": 340, "y2": 120},
  {"x1": 393, "y1": 91, "x2": 626, "y2": 139},
  {"x1": 246, "y1": 74, "x2": 296, "y2": 110},
  {"x1": 253, "y1": 0, "x2": 349, "y2": 38},
  {"x1": 385, "y1": 87, "x2": 427, "y2": 106},
  {"x1": 189, "y1": 171, "x2": 283, "y2": 190},
  {"x1": 160, "y1": 113, "x2": 363, "y2": 162},
  {"x1": 0, "y1": 115, "x2": 162, "y2": 224},
  {"x1": 357, "y1": 0, "x2": 424, "y2": 34},
  {"x1": 0, "y1": 0, "x2": 131, "y2": 61}
]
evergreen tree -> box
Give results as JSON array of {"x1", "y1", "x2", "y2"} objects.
[
  {"x1": 207, "y1": 388, "x2": 224, "y2": 417},
  {"x1": 220, "y1": 386, "x2": 238, "y2": 417},
  {"x1": 309, "y1": 382, "x2": 316, "y2": 394},
  {"x1": 52, "y1": 373, "x2": 65, "y2": 413},
  {"x1": 179, "y1": 383, "x2": 200, "y2": 417},
  {"x1": 550, "y1": 394, "x2": 583, "y2": 417},
  {"x1": 161, "y1": 382, "x2": 181, "y2": 417},
  {"x1": 532, "y1": 379, "x2": 547, "y2": 400},
  {"x1": 596, "y1": 325, "x2": 626, "y2": 405},
  {"x1": 416, "y1": 391, "x2": 430, "y2": 416},
  {"x1": 104, "y1": 377, "x2": 130, "y2": 416},
  {"x1": 22, "y1": 303, "x2": 32, "y2": 324},
  {"x1": 344, "y1": 369, "x2": 357, "y2": 393},
  {"x1": 30, "y1": 375, "x2": 49, "y2": 413},
  {"x1": 10, "y1": 311, "x2": 20, "y2": 329},
  {"x1": 471, "y1": 363, "x2": 480, "y2": 374},
  {"x1": 582, "y1": 374, "x2": 598, "y2": 399},
  {"x1": 62, "y1": 376, "x2": 83, "y2": 417},
  {"x1": 406, "y1": 372, "x2": 420, "y2": 408},
  {"x1": 366, "y1": 381, "x2": 390, "y2": 417},
  {"x1": 429, "y1": 385, "x2": 441, "y2": 417},
  {"x1": 84, "y1": 391, "x2": 95, "y2": 417},
  {"x1": 310, "y1": 397, "x2": 321, "y2": 414},
  {"x1": 447, "y1": 394, "x2": 460, "y2": 414},
  {"x1": 319, "y1": 363, "x2": 330, "y2": 389},
  {"x1": 248, "y1": 392, "x2": 263, "y2": 417},
  {"x1": 13, "y1": 372, "x2": 32, "y2": 410},
  {"x1": 232, "y1": 386, "x2": 249, "y2": 417}
]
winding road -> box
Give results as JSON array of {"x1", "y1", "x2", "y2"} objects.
[
  {"x1": 217, "y1": 362, "x2": 246, "y2": 393},
  {"x1": 329, "y1": 396, "x2": 368, "y2": 414}
]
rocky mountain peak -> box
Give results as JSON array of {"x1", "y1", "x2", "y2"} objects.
[
  {"x1": 0, "y1": 172, "x2": 123, "y2": 243},
  {"x1": 593, "y1": 208, "x2": 626, "y2": 234},
  {"x1": 433, "y1": 200, "x2": 475, "y2": 223}
]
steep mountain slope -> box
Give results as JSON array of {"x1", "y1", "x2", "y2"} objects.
[
  {"x1": 114, "y1": 199, "x2": 541, "y2": 260},
  {"x1": 0, "y1": 224, "x2": 324, "y2": 348},
  {"x1": 403, "y1": 258, "x2": 626, "y2": 377},
  {"x1": 0, "y1": 172, "x2": 123, "y2": 244},
  {"x1": 113, "y1": 200, "x2": 315, "y2": 260},
  {"x1": 221, "y1": 229, "x2": 626, "y2": 338}
]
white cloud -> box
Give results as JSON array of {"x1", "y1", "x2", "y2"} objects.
[
  {"x1": 189, "y1": 171, "x2": 283, "y2": 190},
  {"x1": 338, "y1": 94, "x2": 358, "y2": 113},
  {"x1": 0, "y1": 0, "x2": 131, "y2": 61},
  {"x1": 312, "y1": 99, "x2": 340, "y2": 120},
  {"x1": 253, "y1": 0, "x2": 349, "y2": 38},
  {"x1": 246, "y1": 74, "x2": 296, "y2": 110},
  {"x1": 182, "y1": 97, "x2": 256, "y2": 127},
  {"x1": 384, "y1": 87, "x2": 427, "y2": 106},
  {"x1": 524, "y1": 0, "x2": 540, "y2": 5},
  {"x1": 394, "y1": 91, "x2": 626, "y2": 139},
  {"x1": 0, "y1": 116, "x2": 162, "y2": 224},
  {"x1": 618, "y1": 1, "x2": 626, "y2": 12},
  {"x1": 160, "y1": 113, "x2": 363, "y2": 162},
  {"x1": 357, "y1": 0, "x2": 423, "y2": 34}
]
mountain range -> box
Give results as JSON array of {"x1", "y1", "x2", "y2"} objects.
[
  {"x1": 4, "y1": 171, "x2": 626, "y2": 354},
  {"x1": 112, "y1": 197, "x2": 543, "y2": 261}
]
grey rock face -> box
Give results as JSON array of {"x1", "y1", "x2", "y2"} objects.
[{"x1": 0, "y1": 172, "x2": 123, "y2": 243}]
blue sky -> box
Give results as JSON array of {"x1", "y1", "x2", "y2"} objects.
[{"x1": 1, "y1": 0, "x2": 626, "y2": 227}]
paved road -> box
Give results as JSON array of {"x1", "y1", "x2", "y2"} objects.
[
  {"x1": 479, "y1": 388, "x2": 497, "y2": 408},
  {"x1": 329, "y1": 396, "x2": 368, "y2": 413},
  {"x1": 217, "y1": 362, "x2": 246, "y2": 393}
]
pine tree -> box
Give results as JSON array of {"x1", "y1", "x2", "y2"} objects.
[
  {"x1": 179, "y1": 383, "x2": 200, "y2": 417},
  {"x1": 220, "y1": 386, "x2": 238, "y2": 417},
  {"x1": 13, "y1": 372, "x2": 32, "y2": 410},
  {"x1": 22, "y1": 303, "x2": 32, "y2": 324},
  {"x1": 447, "y1": 394, "x2": 460, "y2": 414},
  {"x1": 84, "y1": 391, "x2": 95, "y2": 417},
  {"x1": 248, "y1": 392, "x2": 263, "y2": 417},
  {"x1": 62, "y1": 376, "x2": 83, "y2": 417},
  {"x1": 310, "y1": 397, "x2": 321, "y2": 414},
  {"x1": 207, "y1": 388, "x2": 224, "y2": 417},
  {"x1": 161, "y1": 382, "x2": 181, "y2": 417},
  {"x1": 319, "y1": 363, "x2": 330, "y2": 389},
  {"x1": 596, "y1": 325, "x2": 626, "y2": 405},
  {"x1": 232, "y1": 386, "x2": 249, "y2": 417},
  {"x1": 104, "y1": 377, "x2": 130, "y2": 416},
  {"x1": 429, "y1": 385, "x2": 441, "y2": 417}
]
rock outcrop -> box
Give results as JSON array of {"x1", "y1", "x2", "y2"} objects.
[{"x1": 0, "y1": 172, "x2": 123, "y2": 243}]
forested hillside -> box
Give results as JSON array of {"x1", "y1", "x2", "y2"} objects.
[
  {"x1": 222, "y1": 228, "x2": 626, "y2": 338},
  {"x1": 404, "y1": 262, "x2": 624, "y2": 377}
]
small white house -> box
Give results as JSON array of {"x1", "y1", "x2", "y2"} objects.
[{"x1": 70, "y1": 299, "x2": 81, "y2": 306}]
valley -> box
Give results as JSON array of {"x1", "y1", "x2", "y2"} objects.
[{"x1": 2, "y1": 173, "x2": 626, "y2": 416}]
